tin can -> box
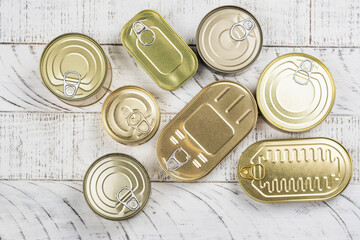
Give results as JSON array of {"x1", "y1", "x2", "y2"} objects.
[
  {"x1": 121, "y1": 10, "x2": 198, "y2": 91},
  {"x1": 237, "y1": 138, "x2": 352, "y2": 203},
  {"x1": 102, "y1": 86, "x2": 160, "y2": 145},
  {"x1": 257, "y1": 53, "x2": 335, "y2": 132},
  {"x1": 40, "y1": 33, "x2": 112, "y2": 107},
  {"x1": 83, "y1": 153, "x2": 151, "y2": 220},
  {"x1": 157, "y1": 81, "x2": 257, "y2": 181},
  {"x1": 196, "y1": 6, "x2": 263, "y2": 74}
]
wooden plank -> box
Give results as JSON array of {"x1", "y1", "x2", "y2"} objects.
[
  {"x1": 0, "y1": 0, "x2": 310, "y2": 46},
  {"x1": 0, "y1": 45, "x2": 359, "y2": 115},
  {"x1": 0, "y1": 181, "x2": 358, "y2": 240},
  {"x1": 0, "y1": 112, "x2": 358, "y2": 182}
]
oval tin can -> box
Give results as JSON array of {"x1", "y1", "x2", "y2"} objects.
[
  {"x1": 102, "y1": 86, "x2": 160, "y2": 145},
  {"x1": 196, "y1": 6, "x2": 263, "y2": 73},
  {"x1": 40, "y1": 33, "x2": 112, "y2": 107},
  {"x1": 157, "y1": 81, "x2": 257, "y2": 181},
  {"x1": 83, "y1": 153, "x2": 151, "y2": 220},
  {"x1": 237, "y1": 138, "x2": 352, "y2": 203},
  {"x1": 121, "y1": 10, "x2": 198, "y2": 91},
  {"x1": 257, "y1": 53, "x2": 335, "y2": 132}
]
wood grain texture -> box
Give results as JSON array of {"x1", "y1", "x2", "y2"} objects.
[
  {"x1": 0, "y1": 112, "x2": 358, "y2": 183},
  {"x1": 0, "y1": 0, "x2": 310, "y2": 45},
  {"x1": 0, "y1": 181, "x2": 358, "y2": 240},
  {"x1": 0, "y1": 45, "x2": 359, "y2": 115}
]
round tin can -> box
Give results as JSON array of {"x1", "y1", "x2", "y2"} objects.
[
  {"x1": 102, "y1": 86, "x2": 160, "y2": 145},
  {"x1": 196, "y1": 6, "x2": 263, "y2": 73},
  {"x1": 40, "y1": 33, "x2": 112, "y2": 107},
  {"x1": 257, "y1": 53, "x2": 335, "y2": 132},
  {"x1": 83, "y1": 153, "x2": 151, "y2": 220}
]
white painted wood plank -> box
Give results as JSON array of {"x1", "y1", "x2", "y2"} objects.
[
  {"x1": 0, "y1": 181, "x2": 358, "y2": 240},
  {"x1": 0, "y1": 0, "x2": 310, "y2": 45},
  {"x1": 0, "y1": 45, "x2": 358, "y2": 115},
  {"x1": 0, "y1": 112, "x2": 358, "y2": 182}
]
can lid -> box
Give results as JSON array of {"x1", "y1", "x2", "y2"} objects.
[
  {"x1": 196, "y1": 6, "x2": 263, "y2": 73},
  {"x1": 83, "y1": 153, "x2": 151, "y2": 220},
  {"x1": 40, "y1": 33, "x2": 108, "y2": 101},
  {"x1": 102, "y1": 86, "x2": 160, "y2": 145},
  {"x1": 257, "y1": 53, "x2": 335, "y2": 132}
]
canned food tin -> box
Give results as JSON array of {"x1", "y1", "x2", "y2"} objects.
[
  {"x1": 196, "y1": 6, "x2": 263, "y2": 73},
  {"x1": 257, "y1": 53, "x2": 335, "y2": 132},
  {"x1": 121, "y1": 10, "x2": 198, "y2": 91},
  {"x1": 157, "y1": 81, "x2": 257, "y2": 181},
  {"x1": 237, "y1": 138, "x2": 352, "y2": 203},
  {"x1": 102, "y1": 86, "x2": 160, "y2": 145},
  {"x1": 40, "y1": 33, "x2": 112, "y2": 106},
  {"x1": 83, "y1": 153, "x2": 151, "y2": 220}
]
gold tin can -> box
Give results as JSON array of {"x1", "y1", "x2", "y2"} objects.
[
  {"x1": 257, "y1": 53, "x2": 335, "y2": 132},
  {"x1": 121, "y1": 10, "x2": 198, "y2": 91},
  {"x1": 196, "y1": 6, "x2": 263, "y2": 74},
  {"x1": 102, "y1": 86, "x2": 160, "y2": 145},
  {"x1": 83, "y1": 153, "x2": 151, "y2": 220},
  {"x1": 40, "y1": 33, "x2": 112, "y2": 106},
  {"x1": 157, "y1": 81, "x2": 257, "y2": 181},
  {"x1": 237, "y1": 138, "x2": 352, "y2": 203}
]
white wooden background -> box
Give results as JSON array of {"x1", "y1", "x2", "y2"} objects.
[{"x1": 0, "y1": 0, "x2": 359, "y2": 239}]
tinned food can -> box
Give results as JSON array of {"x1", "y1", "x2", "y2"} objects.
[
  {"x1": 237, "y1": 138, "x2": 352, "y2": 202},
  {"x1": 40, "y1": 33, "x2": 112, "y2": 107},
  {"x1": 121, "y1": 10, "x2": 198, "y2": 91},
  {"x1": 157, "y1": 81, "x2": 257, "y2": 181},
  {"x1": 83, "y1": 153, "x2": 151, "y2": 220},
  {"x1": 102, "y1": 86, "x2": 160, "y2": 145},
  {"x1": 196, "y1": 6, "x2": 263, "y2": 74},
  {"x1": 257, "y1": 53, "x2": 335, "y2": 132}
]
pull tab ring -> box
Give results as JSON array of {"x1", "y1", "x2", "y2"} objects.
[
  {"x1": 132, "y1": 21, "x2": 156, "y2": 46},
  {"x1": 63, "y1": 71, "x2": 81, "y2": 98},
  {"x1": 293, "y1": 59, "x2": 313, "y2": 85},
  {"x1": 166, "y1": 148, "x2": 190, "y2": 171},
  {"x1": 239, "y1": 163, "x2": 265, "y2": 180},
  {"x1": 126, "y1": 110, "x2": 151, "y2": 134},
  {"x1": 116, "y1": 186, "x2": 140, "y2": 211},
  {"x1": 230, "y1": 19, "x2": 255, "y2": 41}
]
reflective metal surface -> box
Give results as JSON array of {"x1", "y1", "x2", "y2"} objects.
[
  {"x1": 121, "y1": 10, "x2": 198, "y2": 90},
  {"x1": 238, "y1": 138, "x2": 352, "y2": 202},
  {"x1": 157, "y1": 81, "x2": 257, "y2": 181}
]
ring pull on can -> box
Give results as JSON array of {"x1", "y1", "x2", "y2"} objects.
[
  {"x1": 126, "y1": 109, "x2": 151, "y2": 134},
  {"x1": 63, "y1": 71, "x2": 81, "y2": 98},
  {"x1": 116, "y1": 186, "x2": 140, "y2": 211},
  {"x1": 230, "y1": 19, "x2": 255, "y2": 41},
  {"x1": 166, "y1": 148, "x2": 190, "y2": 171},
  {"x1": 132, "y1": 21, "x2": 156, "y2": 46},
  {"x1": 239, "y1": 163, "x2": 265, "y2": 181},
  {"x1": 293, "y1": 59, "x2": 313, "y2": 85}
]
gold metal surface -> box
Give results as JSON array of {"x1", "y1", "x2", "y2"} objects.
[
  {"x1": 83, "y1": 153, "x2": 151, "y2": 220},
  {"x1": 196, "y1": 6, "x2": 263, "y2": 73},
  {"x1": 157, "y1": 81, "x2": 257, "y2": 181},
  {"x1": 121, "y1": 10, "x2": 198, "y2": 91},
  {"x1": 257, "y1": 53, "x2": 335, "y2": 132},
  {"x1": 237, "y1": 138, "x2": 352, "y2": 203},
  {"x1": 102, "y1": 86, "x2": 160, "y2": 145},
  {"x1": 40, "y1": 33, "x2": 111, "y2": 106}
]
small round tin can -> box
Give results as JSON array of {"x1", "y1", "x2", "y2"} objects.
[
  {"x1": 102, "y1": 86, "x2": 160, "y2": 145},
  {"x1": 83, "y1": 153, "x2": 151, "y2": 220},
  {"x1": 257, "y1": 53, "x2": 335, "y2": 132},
  {"x1": 196, "y1": 6, "x2": 263, "y2": 73},
  {"x1": 40, "y1": 33, "x2": 112, "y2": 107}
]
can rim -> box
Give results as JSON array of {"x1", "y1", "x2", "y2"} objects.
[
  {"x1": 83, "y1": 153, "x2": 151, "y2": 220},
  {"x1": 196, "y1": 5, "x2": 263, "y2": 74},
  {"x1": 256, "y1": 52, "x2": 336, "y2": 132},
  {"x1": 40, "y1": 32, "x2": 109, "y2": 101}
]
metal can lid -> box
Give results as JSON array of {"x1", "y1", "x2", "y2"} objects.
[
  {"x1": 102, "y1": 86, "x2": 160, "y2": 145},
  {"x1": 196, "y1": 6, "x2": 263, "y2": 73},
  {"x1": 40, "y1": 33, "x2": 108, "y2": 101},
  {"x1": 83, "y1": 153, "x2": 151, "y2": 220},
  {"x1": 257, "y1": 53, "x2": 335, "y2": 132}
]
